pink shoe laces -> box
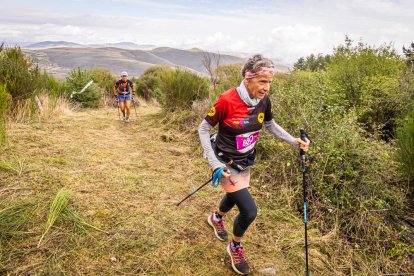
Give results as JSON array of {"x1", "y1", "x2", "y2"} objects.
[{"x1": 232, "y1": 245, "x2": 248, "y2": 264}]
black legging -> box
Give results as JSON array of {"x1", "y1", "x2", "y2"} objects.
[{"x1": 219, "y1": 188, "x2": 257, "y2": 237}]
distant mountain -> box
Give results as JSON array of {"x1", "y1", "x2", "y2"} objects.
[
  {"x1": 24, "y1": 40, "x2": 156, "y2": 50},
  {"x1": 21, "y1": 41, "x2": 289, "y2": 79},
  {"x1": 107, "y1": 42, "x2": 156, "y2": 49},
  {"x1": 26, "y1": 41, "x2": 83, "y2": 49},
  {"x1": 87, "y1": 42, "x2": 157, "y2": 50},
  {"x1": 22, "y1": 46, "x2": 245, "y2": 79}
]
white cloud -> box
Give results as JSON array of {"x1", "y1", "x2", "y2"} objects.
[
  {"x1": 1, "y1": 23, "x2": 97, "y2": 42},
  {"x1": 1, "y1": 0, "x2": 413, "y2": 65}
]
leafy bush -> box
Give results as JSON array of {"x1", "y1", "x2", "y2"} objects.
[
  {"x1": 65, "y1": 68, "x2": 102, "y2": 108},
  {"x1": 293, "y1": 53, "x2": 331, "y2": 71},
  {"x1": 256, "y1": 69, "x2": 411, "y2": 262},
  {"x1": 326, "y1": 38, "x2": 409, "y2": 139},
  {"x1": 136, "y1": 66, "x2": 173, "y2": 103},
  {"x1": 0, "y1": 45, "x2": 60, "y2": 101},
  {"x1": 0, "y1": 45, "x2": 37, "y2": 100},
  {"x1": 160, "y1": 69, "x2": 209, "y2": 111},
  {"x1": 0, "y1": 84, "x2": 11, "y2": 143},
  {"x1": 396, "y1": 108, "x2": 414, "y2": 183},
  {"x1": 214, "y1": 64, "x2": 243, "y2": 97},
  {"x1": 88, "y1": 68, "x2": 115, "y2": 96}
]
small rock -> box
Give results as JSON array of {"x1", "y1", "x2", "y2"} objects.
[
  {"x1": 161, "y1": 134, "x2": 174, "y2": 142},
  {"x1": 258, "y1": 267, "x2": 276, "y2": 275},
  {"x1": 168, "y1": 149, "x2": 182, "y2": 156},
  {"x1": 110, "y1": 256, "x2": 118, "y2": 264}
]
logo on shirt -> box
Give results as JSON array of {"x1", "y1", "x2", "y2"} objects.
[
  {"x1": 232, "y1": 119, "x2": 250, "y2": 125},
  {"x1": 258, "y1": 112, "x2": 265, "y2": 123},
  {"x1": 208, "y1": 107, "x2": 216, "y2": 117}
]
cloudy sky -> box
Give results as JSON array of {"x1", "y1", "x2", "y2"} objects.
[{"x1": 1, "y1": 0, "x2": 413, "y2": 64}]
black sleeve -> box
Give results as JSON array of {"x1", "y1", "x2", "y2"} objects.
[{"x1": 264, "y1": 96, "x2": 273, "y2": 121}]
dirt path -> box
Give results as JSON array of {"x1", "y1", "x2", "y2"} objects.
[{"x1": 1, "y1": 105, "x2": 310, "y2": 275}]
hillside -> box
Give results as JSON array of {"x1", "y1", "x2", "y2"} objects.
[
  {"x1": 24, "y1": 41, "x2": 156, "y2": 50},
  {"x1": 23, "y1": 46, "x2": 246, "y2": 79}
]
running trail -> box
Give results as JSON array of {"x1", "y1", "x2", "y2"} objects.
[{"x1": 1, "y1": 105, "x2": 324, "y2": 275}]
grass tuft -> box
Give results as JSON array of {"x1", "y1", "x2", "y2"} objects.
[
  {"x1": 37, "y1": 188, "x2": 106, "y2": 248},
  {"x1": 38, "y1": 188, "x2": 70, "y2": 247}
]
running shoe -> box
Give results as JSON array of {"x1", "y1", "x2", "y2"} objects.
[
  {"x1": 227, "y1": 242, "x2": 250, "y2": 275},
  {"x1": 207, "y1": 213, "x2": 228, "y2": 241}
]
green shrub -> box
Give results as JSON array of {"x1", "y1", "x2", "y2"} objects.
[
  {"x1": 214, "y1": 64, "x2": 243, "y2": 97},
  {"x1": 326, "y1": 38, "x2": 408, "y2": 138},
  {"x1": 0, "y1": 46, "x2": 37, "y2": 100},
  {"x1": 65, "y1": 68, "x2": 102, "y2": 108},
  {"x1": 256, "y1": 69, "x2": 410, "y2": 258},
  {"x1": 327, "y1": 38, "x2": 405, "y2": 108},
  {"x1": 136, "y1": 66, "x2": 173, "y2": 103},
  {"x1": 0, "y1": 84, "x2": 11, "y2": 143},
  {"x1": 0, "y1": 44, "x2": 63, "y2": 116},
  {"x1": 293, "y1": 53, "x2": 331, "y2": 71},
  {"x1": 35, "y1": 71, "x2": 65, "y2": 98},
  {"x1": 396, "y1": 108, "x2": 414, "y2": 182},
  {"x1": 88, "y1": 68, "x2": 115, "y2": 96},
  {"x1": 0, "y1": 45, "x2": 60, "y2": 101},
  {"x1": 160, "y1": 69, "x2": 209, "y2": 111}
]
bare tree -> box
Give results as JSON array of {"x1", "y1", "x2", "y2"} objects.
[{"x1": 202, "y1": 51, "x2": 221, "y2": 93}]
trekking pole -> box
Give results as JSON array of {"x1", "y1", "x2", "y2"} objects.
[
  {"x1": 300, "y1": 128, "x2": 310, "y2": 276},
  {"x1": 132, "y1": 95, "x2": 138, "y2": 118},
  {"x1": 116, "y1": 100, "x2": 121, "y2": 121},
  {"x1": 176, "y1": 177, "x2": 213, "y2": 206}
]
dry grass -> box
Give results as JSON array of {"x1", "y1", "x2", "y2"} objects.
[
  {"x1": 8, "y1": 93, "x2": 75, "y2": 124},
  {"x1": 0, "y1": 101, "x2": 412, "y2": 275}
]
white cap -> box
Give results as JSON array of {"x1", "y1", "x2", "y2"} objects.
[{"x1": 121, "y1": 71, "x2": 128, "y2": 77}]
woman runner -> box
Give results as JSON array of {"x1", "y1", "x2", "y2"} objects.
[
  {"x1": 198, "y1": 54, "x2": 310, "y2": 275},
  {"x1": 114, "y1": 71, "x2": 134, "y2": 122}
]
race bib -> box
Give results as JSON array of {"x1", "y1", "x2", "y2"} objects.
[{"x1": 235, "y1": 131, "x2": 260, "y2": 153}]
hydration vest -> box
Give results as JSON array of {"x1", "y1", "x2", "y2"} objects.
[{"x1": 117, "y1": 80, "x2": 132, "y2": 94}]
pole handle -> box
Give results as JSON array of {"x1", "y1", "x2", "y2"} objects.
[{"x1": 300, "y1": 128, "x2": 308, "y2": 157}]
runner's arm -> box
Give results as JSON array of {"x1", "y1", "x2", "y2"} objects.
[
  {"x1": 198, "y1": 119, "x2": 225, "y2": 171},
  {"x1": 113, "y1": 83, "x2": 118, "y2": 97},
  {"x1": 130, "y1": 82, "x2": 135, "y2": 96},
  {"x1": 264, "y1": 119, "x2": 298, "y2": 147}
]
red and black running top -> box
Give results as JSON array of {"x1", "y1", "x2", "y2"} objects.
[
  {"x1": 114, "y1": 79, "x2": 134, "y2": 94},
  {"x1": 205, "y1": 88, "x2": 273, "y2": 161}
]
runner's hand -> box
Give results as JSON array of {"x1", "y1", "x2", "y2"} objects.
[
  {"x1": 295, "y1": 137, "x2": 310, "y2": 152},
  {"x1": 211, "y1": 167, "x2": 230, "y2": 188}
]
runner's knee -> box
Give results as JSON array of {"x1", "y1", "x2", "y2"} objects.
[
  {"x1": 233, "y1": 203, "x2": 257, "y2": 237},
  {"x1": 244, "y1": 204, "x2": 257, "y2": 223}
]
